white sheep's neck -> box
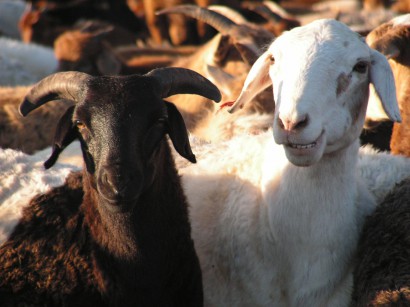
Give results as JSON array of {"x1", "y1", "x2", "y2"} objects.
[
  {"x1": 259, "y1": 138, "x2": 364, "y2": 306},
  {"x1": 184, "y1": 133, "x2": 375, "y2": 306}
]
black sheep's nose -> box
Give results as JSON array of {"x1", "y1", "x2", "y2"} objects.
[
  {"x1": 100, "y1": 168, "x2": 132, "y2": 198},
  {"x1": 110, "y1": 174, "x2": 129, "y2": 193}
]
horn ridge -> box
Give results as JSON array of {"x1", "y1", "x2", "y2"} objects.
[
  {"x1": 19, "y1": 71, "x2": 91, "y2": 116},
  {"x1": 146, "y1": 67, "x2": 221, "y2": 102}
]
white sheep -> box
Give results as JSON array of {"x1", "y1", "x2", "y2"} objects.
[
  {"x1": 179, "y1": 19, "x2": 401, "y2": 306},
  {"x1": 0, "y1": 37, "x2": 57, "y2": 86}
]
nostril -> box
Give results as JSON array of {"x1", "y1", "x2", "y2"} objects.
[
  {"x1": 294, "y1": 114, "x2": 309, "y2": 130},
  {"x1": 278, "y1": 118, "x2": 285, "y2": 129},
  {"x1": 278, "y1": 114, "x2": 309, "y2": 131},
  {"x1": 103, "y1": 173, "x2": 119, "y2": 194},
  {"x1": 102, "y1": 172, "x2": 111, "y2": 186}
]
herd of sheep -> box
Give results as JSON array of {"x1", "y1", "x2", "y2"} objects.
[{"x1": 1, "y1": 0, "x2": 410, "y2": 306}]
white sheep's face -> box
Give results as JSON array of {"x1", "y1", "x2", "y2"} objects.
[
  {"x1": 270, "y1": 20, "x2": 373, "y2": 166},
  {"x1": 230, "y1": 19, "x2": 400, "y2": 167}
]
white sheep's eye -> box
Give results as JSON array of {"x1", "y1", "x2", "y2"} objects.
[
  {"x1": 269, "y1": 55, "x2": 275, "y2": 64},
  {"x1": 353, "y1": 61, "x2": 368, "y2": 74}
]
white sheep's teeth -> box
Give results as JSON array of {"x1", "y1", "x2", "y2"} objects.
[{"x1": 289, "y1": 142, "x2": 316, "y2": 149}]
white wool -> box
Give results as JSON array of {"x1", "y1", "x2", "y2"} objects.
[
  {"x1": 195, "y1": 110, "x2": 274, "y2": 144},
  {"x1": 0, "y1": 148, "x2": 80, "y2": 244},
  {"x1": 179, "y1": 130, "x2": 272, "y2": 185},
  {"x1": 358, "y1": 145, "x2": 410, "y2": 204},
  {"x1": 0, "y1": 37, "x2": 57, "y2": 86}
]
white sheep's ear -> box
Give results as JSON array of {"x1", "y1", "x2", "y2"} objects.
[
  {"x1": 368, "y1": 49, "x2": 401, "y2": 123},
  {"x1": 228, "y1": 50, "x2": 272, "y2": 113}
]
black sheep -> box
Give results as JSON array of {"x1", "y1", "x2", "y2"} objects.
[
  {"x1": 352, "y1": 177, "x2": 410, "y2": 306},
  {"x1": 0, "y1": 67, "x2": 221, "y2": 306}
]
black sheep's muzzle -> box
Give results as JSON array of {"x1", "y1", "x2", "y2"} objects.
[{"x1": 96, "y1": 165, "x2": 142, "y2": 211}]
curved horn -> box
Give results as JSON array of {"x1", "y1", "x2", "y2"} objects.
[
  {"x1": 146, "y1": 67, "x2": 221, "y2": 102},
  {"x1": 250, "y1": 5, "x2": 282, "y2": 23},
  {"x1": 156, "y1": 4, "x2": 237, "y2": 35},
  {"x1": 19, "y1": 71, "x2": 91, "y2": 116}
]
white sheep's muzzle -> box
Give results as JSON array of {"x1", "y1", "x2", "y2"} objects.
[{"x1": 280, "y1": 129, "x2": 327, "y2": 167}]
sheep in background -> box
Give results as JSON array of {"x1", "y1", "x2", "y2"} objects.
[
  {"x1": 364, "y1": 14, "x2": 410, "y2": 156},
  {"x1": 177, "y1": 19, "x2": 400, "y2": 306},
  {"x1": 280, "y1": 0, "x2": 397, "y2": 36},
  {"x1": 392, "y1": 0, "x2": 410, "y2": 13},
  {"x1": 142, "y1": 0, "x2": 241, "y2": 46},
  {"x1": 0, "y1": 36, "x2": 57, "y2": 86},
  {"x1": 363, "y1": 0, "x2": 410, "y2": 13},
  {"x1": 352, "y1": 176, "x2": 410, "y2": 306},
  {"x1": 241, "y1": 1, "x2": 301, "y2": 36},
  {"x1": 53, "y1": 23, "x2": 190, "y2": 76},
  {"x1": 0, "y1": 85, "x2": 72, "y2": 154},
  {"x1": 19, "y1": 0, "x2": 146, "y2": 47},
  {"x1": 0, "y1": 67, "x2": 221, "y2": 305},
  {"x1": 158, "y1": 5, "x2": 275, "y2": 141},
  {"x1": 0, "y1": 37, "x2": 70, "y2": 155}
]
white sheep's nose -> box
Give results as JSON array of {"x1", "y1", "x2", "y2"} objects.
[{"x1": 277, "y1": 113, "x2": 309, "y2": 132}]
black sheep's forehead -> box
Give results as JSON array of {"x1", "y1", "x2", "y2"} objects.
[{"x1": 82, "y1": 77, "x2": 164, "y2": 128}]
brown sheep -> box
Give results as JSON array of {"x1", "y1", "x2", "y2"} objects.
[
  {"x1": 53, "y1": 24, "x2": 195, "y2": 76},
  {"x1": 0, "y1": 85, "x2": 72, "y2": 154},
  {"x1": 365, "y1": 14, "x2": 410, "y2": 156},
  {"x1": 19, "y1": 0, "x2": 146, "y2": 47},
  {"x1": 142, "y1": 0, "x2": 241, "y2": 46}
]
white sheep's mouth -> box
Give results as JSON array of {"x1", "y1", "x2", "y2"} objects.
[
  {"x1": 285, "y1": 131, "x2": 325, "y2": 157},
  {"x1": 288, "y1": 142, "x2": 317, "y2": 149}
]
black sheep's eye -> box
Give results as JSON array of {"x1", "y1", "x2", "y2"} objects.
[
  {"x1": 353, "y1": 61, "x2": 368, "y2": 74},
  {"x1": 75, "y1": 120, "x2": 85, "y2": 130}
]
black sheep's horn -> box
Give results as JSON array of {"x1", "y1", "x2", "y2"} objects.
[
  {"x1": 146, "y1": 67, "x2": 221, "y2": 102},
  {"x1": 19, "y1": 71, "x2": 91, "y2": 116},
  {"x1": 156, "y1": 4, "x2": 237, "y2": 36}
]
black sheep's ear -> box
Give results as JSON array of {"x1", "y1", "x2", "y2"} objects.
[
  {"x1": 165, "y1": 102, "x2": 196, "y2": 163},
  {"x1": 44, "y1": 106, "x2": 78, "y2": 169}
]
